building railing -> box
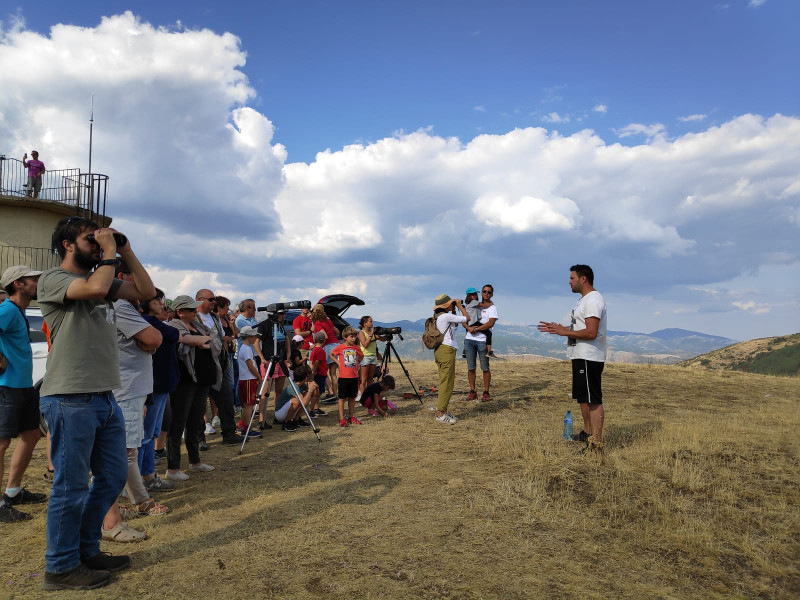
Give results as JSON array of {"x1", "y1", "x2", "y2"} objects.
[
  {"x1": 0, "y1": 244, "x2": 61, "y2": 274},
  {"x1": 0, "y1": 155, "x2": 109, "y2": 221}
]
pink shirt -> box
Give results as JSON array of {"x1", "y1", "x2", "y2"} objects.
[{"x1": 26, "y1": 160, "x2": 45, "y2": 178}]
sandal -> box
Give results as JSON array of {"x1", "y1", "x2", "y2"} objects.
[
  {"x1": 43, "y1": 468, "x2": 54, "y2": 482},
  {"x1": 102, "y1": 521, "x2": 147, "y2": 542},
  {"x1": 118, "y1": 505, "x2": 141, "y2": 520},
  {"x1": 137, "y1": 498, "x2": 170, "y2": 516}
]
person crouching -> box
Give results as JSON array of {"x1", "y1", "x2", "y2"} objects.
[
  {"x1": 361, "y1": 375, "x2": 396, "y2": 417},
  {"x1": 274, "y1": 364, "x2": 317, "y2": 433}
]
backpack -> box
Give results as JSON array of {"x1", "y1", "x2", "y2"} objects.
[{"x1": 422, "y1": 312, "x2": 445, "y2": 350}]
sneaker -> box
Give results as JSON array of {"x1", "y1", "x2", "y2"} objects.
[
  {"x1": 240, "y1": 429, "x2": 262, "y2": 438},
  {"x1": 82, "y1": 551, "x2": 131, "y2": 573},
  {"x1": 571, "y1": 430, "x2": 590, "y2": 443},
  {"x1": 445, "y1": 411, "x2": 458, "y2": 422},
  {"x1": 348, "y1": 416, "x2": 362, "y2": 425},
  {"x1": 153, "y1": 449, "x2": 166, "y2": 462},
  {"x1": 282, "y1": 421, "x2": 297, "y2": 433},
  {"x1": 435, "y1": 413, "x2": 457, "y2": 424},
  {"x1": 189, "y1": 463, "x2": 215, "y2": 472},
  {"x1": 339, "y1": 418, "x2": 348, "y2": 428},
  {"x1": 101, "y1": 520, "x2": 147, "y2": 543},
  {"x1": 199, "y1": 442, "x2": 209, "y2": 451},
  {"x1": 3, "y1": 488, "x2": 47, "y2": 505},
  {"x1": 204, "y1": 423, "x2": 216, "y2": 435},
  {"x1": 367, "y1": 409, "x2": 378, "y2": 416},
  {"x1": 467, "y1": 390, "x2": 478, "y2": 401},
  {"x1": 355, "y1": 392, "x2": 362, "y2": 403},
  {"x1": 258, "y1": 420, "x2": 272, "y2": 430},
  {"x1": 296, "y1": 418, "x2": 311, "y2": 428},
  {"x1": 211, "y1": 416, "x2": 221, "y2": 429},
  {"x1": 487, "y1": 351, "x2": 496, "y2": 357},
  {"x1": 42, "y1": 564, "x2": 111, "y2": 591},
  {"x1": 143, "y1": 476, "x2": 174, "y2": 492},
  {"x1": 221, "y1": 436, "x2": 240, "y2": 445},
  {"x1": 314, "y1": 408, "x2": 326, "y2": 416},
  {"x1": 165, "y1": 470, "x2": 189, "y2": 481},
  {"x1": 0, "y1": 501, "x2": 32, "y2": 523},
  {"x1": 481, "y1": 391, "x2": 491, "y2": 402}
]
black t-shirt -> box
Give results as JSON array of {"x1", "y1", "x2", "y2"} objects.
[{"x1": 360, "y1": 382, "x2": 383, "y2": 406}]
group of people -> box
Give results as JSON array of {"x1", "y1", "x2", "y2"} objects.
[{"x1": 0, "y1": 213, "x2": 607, "y2": 591}]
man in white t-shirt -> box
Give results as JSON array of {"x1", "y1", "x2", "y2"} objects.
[
  {"x1": 463, "y1": 284, "x2": 499, "y2": 402},
  {"x1": 432, "y1": 294, "x2": 469, "y2": 424},
  {"x1": 538, "y1": 264, "x2": 607, "y2": 452}
]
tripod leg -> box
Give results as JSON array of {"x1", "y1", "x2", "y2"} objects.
[
  {"x1": 240, "y1": 358, "x2": 275, "y2": 454},
  {"x1": 388, "y1": 342, "x2": 422, "y2": 403},
  {"x1": 281, "y1": 360, "x2": 321, "y2": 442}
]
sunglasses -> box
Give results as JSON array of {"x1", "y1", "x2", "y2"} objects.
[
  {"x1": 482, "y1": 290, "x2": 493, "y2": 294},
  {"x1": 198, "y1": 296, "x2": 217, "y2": 302}
]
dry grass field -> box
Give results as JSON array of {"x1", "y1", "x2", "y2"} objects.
[{"x1": 2, "y1": 360, "x2": 799, "y2": 599}]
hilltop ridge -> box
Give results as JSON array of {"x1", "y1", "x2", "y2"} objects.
[{"x1": 680, "y1": 332, "x2": 800, "y2": 376}]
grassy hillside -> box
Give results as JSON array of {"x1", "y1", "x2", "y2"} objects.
[
  {"x1": 681, "y1": 332, "x2": 800, "y2": 376},
  {"x1": 3, "y1": 361, "x2": 799, "y2": 599}
]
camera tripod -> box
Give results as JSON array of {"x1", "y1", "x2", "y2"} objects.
[
  {"x1": 239, "y1": 320, "x2": 321, "y2": 454},
  {"x1": 379, "y1": 335, "x2": 422, "y2": 403}
]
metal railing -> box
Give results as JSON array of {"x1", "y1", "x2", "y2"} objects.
[
  {"x1": 0, "y1": 245, "x2": 60, "y2": 274},
  {"x1": 0, "y1": 155, "x2": 109, "y2": 221}
]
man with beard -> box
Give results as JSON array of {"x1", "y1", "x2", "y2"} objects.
[{"x1": 36, "y1": 217, "x2": 156, "y2": 590}]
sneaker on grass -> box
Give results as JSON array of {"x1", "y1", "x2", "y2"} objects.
[
  {"x1": 189, "y1": 463, "x2": 215, "y2": 472},
  {"x1": 42, "y1": 564, "x2": 111, "y2": 591},
  {"x1": 314, "y1": 408, "x2": 326, "y2": 416},
  {"x1": 282, "y1": 421, "x2": 297, "y2": 433},
  {"x1": 165, "y1": 470, "x2": 189, "y2": 481},
  {"x1": 3, "y1": 488, "x2": 47, "y2": 505},
  {"x1": 296, "y1": 418, "x2": 311, "y2": 428},
  {"x1": 143, "y1": 475, "x2": 174, "y2": 492},
  {"x1": 153, "y1": 449, "x2": 166, "y2": 462},
  {"x1": 0, "y1": 501, "x2": 31, "y2": 523},
  {"x1": 82, "y1": 551, "x2": 131, "y2": 573},
  {"x1": 571, "y1": 430, "x2": 590, "y2": 443},
  {"x1": 339, "y1": 418, "x2": 348, "y2": 428},
  {"x1": 204, "y1": 423, "x2": 216, "y2": 435},
  {"x1": 435, "y1": 412, "x2": 457, "y2": 424},
  {"x1": 348, "y1": 416, "x2": 362, "y2": 425}
]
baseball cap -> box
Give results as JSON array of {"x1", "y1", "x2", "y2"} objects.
[
  {"x1": 239, "y1": 326, "x2": 262, "y2": 338},
  {"x1": 465, "y1": 287, "x2": 478, "y2": 294},
  {"x1": 1, "y1": 266, "x2": 42, "y2": 288}
]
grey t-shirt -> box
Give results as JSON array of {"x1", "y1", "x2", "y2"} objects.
[
  {"x1": 37, "y1": 267, "x2": 123, "y2": 396},
  {"x1": 112, "y1": 299, "x2": 153, "y2": 402}
]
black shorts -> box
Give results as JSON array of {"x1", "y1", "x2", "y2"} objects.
[
  {"x1": 571, "y1": 359, "x2": 604, "y2": 405},
  {"x1": 338, "y1": 377, "x2": 358, "y2": 400},
  {"x1": 0, "y1": 386, "x2": 40, "y2": 438}
]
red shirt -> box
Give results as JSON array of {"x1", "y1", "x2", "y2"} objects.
[
  {"x1": 292, "y1": 314, "x2": 313, "y2": 349},
  {"x1": 309, "y1": 345, "x2": 328, "y2": 377},
  {"x1": 330, "y1": 343, "x2": 363, "y2": 379},
  {"x1": 313, "y1": 318, "x2": 338, "y2": 346}
]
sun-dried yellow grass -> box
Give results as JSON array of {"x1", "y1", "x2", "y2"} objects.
[{"x1": 1, "y1": 360, "x2": 798, "y2": 599}]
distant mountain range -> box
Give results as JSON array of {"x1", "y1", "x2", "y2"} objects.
[{"x1": 347, "y1": 319, "x2": 738, "y2": 364}]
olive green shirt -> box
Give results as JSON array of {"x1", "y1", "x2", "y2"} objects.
[{"x1": 37, "y1": 267, "x2": 123, "y2": 396}]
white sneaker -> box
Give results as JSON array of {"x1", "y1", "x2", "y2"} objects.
[
  {"x1": 204, "y1": 423, "x2": 216, "y2": 435},
  {"x1": 435, "y1": 413, "x2": 457, "y2": 424},
  {"x1": 355, "y1": 392, "x2": 362, "y2": 402},
  {"x1": 211, "y1": 416, "x2": 221, "y2": 429},
  {"x1": 446, "y1": 411, "x2": 458, "y2": 422},
  {"x1": 189, "y1": 463, "x2": 215, "y2": 472},
  {"x1": 165, "y1": 470, "x2": 189, "y2": 481}
]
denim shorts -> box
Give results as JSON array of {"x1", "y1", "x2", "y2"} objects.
[
  {"x1": 324, "y1": 342, "x2": 338, "y2": 365},
  {"x1": 360, "y1": 355, "x2": 378, "y2": 366},
  {"x1": 464, "y1": 338, "x2": 489, "y2": 372}
]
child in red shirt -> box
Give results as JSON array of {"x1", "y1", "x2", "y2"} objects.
[
  {"x1": 329, "y1": 327, "x2": 363, "y2": 427},
  {"x1": 308, "y1": 330, "x2": 328, "y2": 416}
]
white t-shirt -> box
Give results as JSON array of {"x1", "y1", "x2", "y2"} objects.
[
  {"x1": 237, "y1": 343, "x2": 257, "y2": 380},
  {"x1": 436, "y1": 313, "x2": 467, "y2": 349},
  {"x1": 464, "y1": 304, "x2": 499, "y2": 343},
  {"x1": 198, "y1": 311, "x2": 215, "y2": 330},
  {"x1": 566, "y1": 290, "x2": 607, "y2": 362}
]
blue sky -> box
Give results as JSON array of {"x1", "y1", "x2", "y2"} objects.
[{"x1": 2, "y1": 1, "x2": 799, "y2": 340}]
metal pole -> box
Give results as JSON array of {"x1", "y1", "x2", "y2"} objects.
[{"x1": 88, "y1": 95, "x2": 94, "y2": 217}]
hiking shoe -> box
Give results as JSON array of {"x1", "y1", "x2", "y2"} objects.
[
  {"x1": 467, "y1": 390, "x2": 477, "y2": 401},
  {"x1": 339, "y1": 418, "x2": 348, "y2": 428},
  {"x1": 282, "y1": 421, "x2": 297, "y2": 433},
  {"x1": 101, "y1": 521, "x2": 146, "y2": 543},
  {"x1": 211, "y1": 416, "x2": 221, "y2": 429},
  {"x1": 348, "y1": 416, "x2": 362, "y2": 425},
  {"x1": 571, "y1": 430, "x2": 590, "y2": 443},
  {"x1": 165, "y1": 470, "x2": 189, "y2": 481},
  {"x1": 143, "y1": 476, "x2": 174, "y2": 492},
  {"x1": 0, "y1": 501, "x2": 32, "y2": 523},
  {"x1": 189, "y1": 463, "x2": 215, "y2": 472},
  {"x1": 481, "y1": 391, "x2": 491, "y2": 402},
  {"x1": 3, "y1": 488, "x2": 47, "y2": 505},
  {"x1": 435, "y1": 413, "x2": 457, "y2": 424},
  {"x1": 42, "y1": 564, "x2": 111, "y2": 591},
  {"x1": 153, "y1": 449, "x2": 166, "y2": 462},
  {"x1": 82, "y1": 552, "x2": 131, "y2": 573},
  {"x1": 258, "y1": 420, "x2": 272, "y2": 430},
  {"x1": 296, "y1": 418, "x2": 311, "y2": 428}
]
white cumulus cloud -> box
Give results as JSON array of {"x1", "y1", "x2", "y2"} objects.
[
  {"x1": 592, "y1": 104, "x2": 607, "y2": 113},
  {"x1": 678, "y1": 114, "x2": 708, "y2": 122}
]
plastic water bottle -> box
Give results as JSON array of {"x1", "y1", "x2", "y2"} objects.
[{"x1": 563, "y1": 410, "x2": 573, "y2": 441}]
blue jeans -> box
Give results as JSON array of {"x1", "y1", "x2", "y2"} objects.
[
  {"x1": 464, "y1": 338, "x2": 489, "y2": 372},
  {"x1": 39, "y1": 392, "x2": 127, "y2": 574},
  {"x1": 138, "y1": 392, "x2": 169, "y2": 477}
]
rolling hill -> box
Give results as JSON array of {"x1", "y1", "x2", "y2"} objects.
[{"x1": 680, "y1": 332, "x2": 800, "y2": 376}]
